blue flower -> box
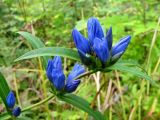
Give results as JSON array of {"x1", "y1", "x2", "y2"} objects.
[
  {"x1": 6, "y1": 91, "x2": 21, "y2": 117},
  {"x1": 93, "y1": 37, "x2": 110, "y2": 63},
  {"x1": 72, "y1": 17, "x2": 131, "y2": 67},
  {"x1": 72, "y1": 29, "x2": 91, "y2": 54},
  {"x1": 65, "y1": 63, "x2": 85, "y2": 93},
  {"x1": 87, "y1": 17, "x2": 104, "y2": 46},
  {"x1": 46, "y1": 57, "x2": 85, "y2": 93},
  {"x1": 106, "y1": 27, "x2": 112, "y2": 50},
  {"x1": 12, "y1": 107, "x2": 21, "y2": 117},
  {"x1": 111, "y1": 36, "x2": 131, "y2": 62},
  {"x1": 6, "y1": 91, "x2": 16, "y2": 109},
  {"x1": 46, "y1": 56, "x2": 65, "y2": 91}
]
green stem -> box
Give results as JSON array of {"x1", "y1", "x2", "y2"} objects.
[
  {"x1": 74, "y1": 69, "x2": 99, "y2": 80},
  {"x1": 22, "y1": 94, "x2": 54, "y2": 112}
]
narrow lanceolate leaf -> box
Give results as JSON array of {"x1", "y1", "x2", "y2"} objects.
[
  {"x1": 18, "y1": 31, "x2": 45, "y2": 48},
  {"x1": 14, "y1": 47, "x2": 80, "y2": 62},
  {"x1": 0, "y1": 113, "x2": 10, "y2": 120},
  {"x1": 0, "y1": 72, "x2": 11, "y2": 112},
  {"x1": 58, "y1": 94, "x2": 105, "y2": 120},
  {"x1": 106, "y1": 62, "x2": 151, "y2": 81},
  {"x1": 18, "y1": 31, "x2": 50, "y2": 69}
]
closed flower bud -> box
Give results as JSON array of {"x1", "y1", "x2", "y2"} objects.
[
  {"x1": 112, "y1": 35, "x2": 131, "y2": 59},
  {"x1": 12, "y1": 107, "x2": 21, "y2": 117},
  {"x1": 6, "y1": 91, "x2": 16, "y2": 109},
  {"x1": 65, "y1": 63, "x2": 85, "y2": 93},
  {"x1": 87, "y1": 17, "x2": 104, "y2": 46},
  {"x1": 106, "y1": 27, "x2": 112, "y2": 50},
  {"x1": 72, "y1": 29, "x2": 91, "y2": 54},
  {"x1": 65, "y1": 80, "x2": 81, "y2": 93},
  {"x1": 67, "y1": 63, "x2": 85, "y2": 82},
  {"x1": 46, "y1": 56, "x2": 65, "y2": 91},
  {"x1": 93, "y1": 38, "x2": 110, "y2": 63}
]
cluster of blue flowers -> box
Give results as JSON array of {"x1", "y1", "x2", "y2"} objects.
[
  {"x1": 6, "y1": 91, "x2": 21, "y2": 117},
  {"x1": 46, "y1": 17, "x2": 131, "y2": 93},
  {"x1": 72, "y1": 17, "x2": 131, "y2": 68},
  {"x1": 46, "y1": 56, "x2": 85, "y2": 93}
]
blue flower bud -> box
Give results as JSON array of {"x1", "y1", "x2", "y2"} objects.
[
  {"x1": 93, "y1": 38, "x2": 110, "y2": 63},
  {"x1": 65, "y1": 80, "x2": 81, "y2": 93},
  {"x1": 112, "y1": 36, "x2": 131, "y2": 57},
  {"x1": 65, "y1": 63, "x2": 85, "y2": 93},
  {"x1": 67, "y1": 63, "x2": 85, "y2": 82},
  {"x1": 46, "y1": 56, "x2": 65, "y2": 91},
  {"x1": 72, "y1": 29, "x2": 91, "y2": 54},
  {"x1": 111, "y1": 51, "x2": 123, "y2": 62},
  {"x1": 106, "y1": 27, "x2": 112, "y2": 50},
  {"x1": 87, "y1": 17, "x2": 104, "y2": 46},
  {"x1": 12, "y1": 107, "x2": 21, "y2": 117},
  {"x1": 6, "y1": 91, "x2": 16, "y2": 109}
]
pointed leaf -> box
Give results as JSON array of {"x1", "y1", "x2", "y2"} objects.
[
  {"x1": 58, "y1": 94, "x2": 105, "y2": 120},
  {"x1": 18, "y1": 31, "x2": 50, "y2": 69},
  {"x1": 14, "y1": 47, "x2": 80, "y2": 62},
  {"x1": 106, "y1": 62, "x2": 151, "y2": 81},
  {"x1": 0, "y1": 72, "x2": 11, "y2": 112}
]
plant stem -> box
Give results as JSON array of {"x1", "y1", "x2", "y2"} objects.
[
  {"x1": 146, "y1": 17, "x2": 160, "y2": 95},
  {"x1": 13, "y1": 72, "x2": 22, "y2": 107},
  {"x1": 38, "y1": 58, "x2": 51, "y2": 119},
  {"x1": 115, "y1": 70, "x2": 127, "y2": 120},
  {"x1": 74, "y1": 69, "x2": 99, "y2": 80},
  {"x1": 22, "y1": 94, "x2": 54, "y2": 112}
]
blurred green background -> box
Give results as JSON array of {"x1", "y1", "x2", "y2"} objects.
[{"x1": 0, "y1": 0, "x2": 160, "y2": 120}]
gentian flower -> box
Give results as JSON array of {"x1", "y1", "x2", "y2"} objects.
[
  {"x1": 46, "y1": 56, "x2": 65, "y2": 91},
  {"x1": 12, "y1": 107, "x2": 21, "y2": 117},
  {"x1": 46, "y1": 56, "x2": 85, "y2": 93},
  {"x1": 6, "y1": 91, "x2": 21, "y2": 117},
  {"x1": 6, "y1": 91, "x2": 16, "y2": 108},
  {"x1": 72, "y1": 17, "x2": 131, "y2": 68}
]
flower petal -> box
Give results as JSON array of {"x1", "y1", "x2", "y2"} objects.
[
  {"x1": 46, "y1": 56, "x2": 65, "y2": 91},
  {"x1": 51, "y1": 69, "x2": 65, "y2": 91},
  {"x1": 6, "y1": 91, "x2": 16, "y2": 108},
  {"x1": 65, "y1": 79, "x2": 81, "y2": 93},
  {"x1": 67, "y1": 63, "x2": 85, "y2": 83},
  {"x1": 106, "y1": 27, "x2": 112, "y2": 50},
  {"x1": 112, "y1": 36, "x2": 131, "y2": 56},
  {"x1": 111, "y1": 51, "x2": 123, "y2": 62},
  {"x1": 87, "y1": 17, "x2": 104, "y2": 46},
  {"x1": 93, "y1": 38, "x2": 110, "y2": 63},
  {"x1": 72, "y1": 29, "x2": 91, "y2": 54},
  {"x1": 12, "y1": 107, "x2": 21, "y2": 117},
  {"x1": 52, "y1": 56, "x2": 63, "y2": 70}
]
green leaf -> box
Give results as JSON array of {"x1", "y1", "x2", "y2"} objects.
[
  {"x1": 0, "y1": 113, "x2": 10, "y2": 120},
  {"x1": 18, "y1": 31, "x2": 50, "y2": 69},
  {"x1": 18, "y1": 31, "x2": 45, "y2": 48},
  {"x1": 58, "y1": 94, "x2": 105, "y2": 120},
  {"x1": 107, "y1": 62, "x2": 151, "y2": 81},
  {"x1": 0, "y1": 72, "x2": 11, "y2": 112},
  {"x1": 14, "y1": 47, "x2": 80, "y2": 62}
]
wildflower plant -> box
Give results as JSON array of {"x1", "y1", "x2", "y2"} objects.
[
  {"x1": 0, "y1": 17, "x2": 151, "y2": 120},
  {"x1": 46, "y1": 56, "x2": 85, "y2": 94},
  {"x1": 72, "y1": 17, "x2": 131, "y2": 69}
]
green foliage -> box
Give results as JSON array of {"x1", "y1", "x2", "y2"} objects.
[
  {"x1": 14, "y1": 47, "x2": 80, "y2": 62},
  {"x1": 0, "y1": 72, "x2": 10, "y2": 113},
  {"x1": 58, "y1": 94, "x2": 105, "y2": 120},
  {"x1": 0, "y1": 0, "x2": 160, "y2": 120}
]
